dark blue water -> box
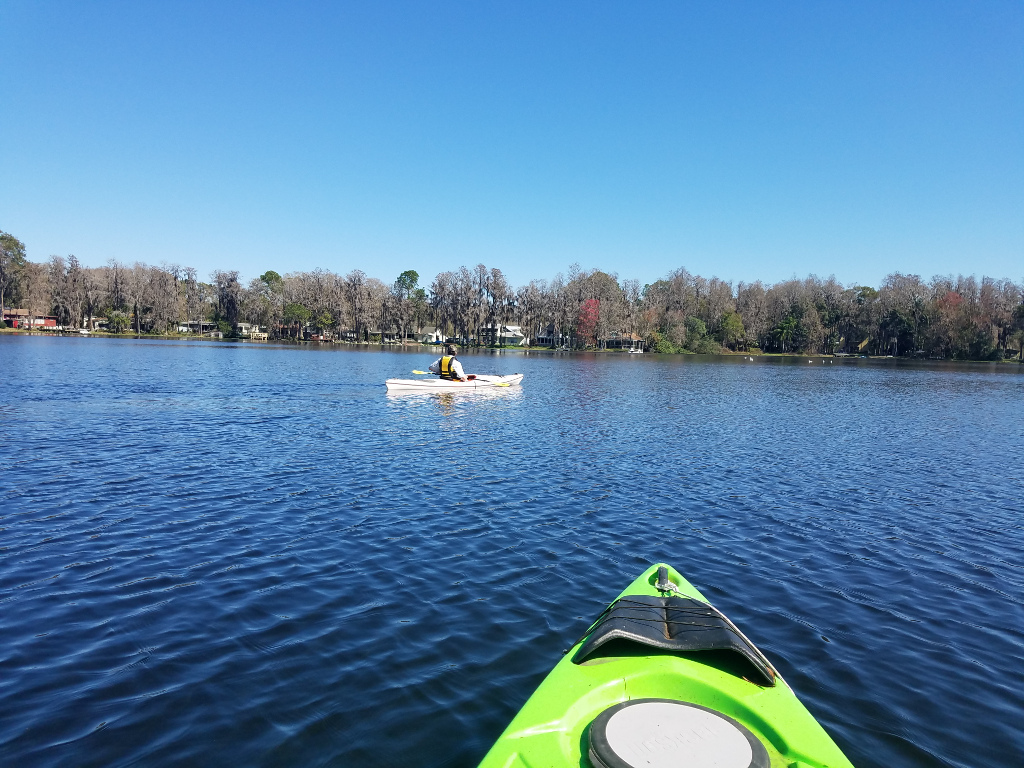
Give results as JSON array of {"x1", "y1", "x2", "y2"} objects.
[{"x1": 1, "y1": 336, "x2": 1022, "y2": 767}]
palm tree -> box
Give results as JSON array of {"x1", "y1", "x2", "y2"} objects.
[{"x1": 772, "y1": 316, "x2": 797, "y2": 352}]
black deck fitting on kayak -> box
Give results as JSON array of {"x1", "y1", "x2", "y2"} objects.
[
  {"x1": 572, "y1": 595, "x2": 777, "y2": 687},
  {"x1": 656, "y1": 566, "x2": 673, "y2": 592}
]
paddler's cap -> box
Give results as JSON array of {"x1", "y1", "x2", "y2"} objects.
[{"x1": 445, "y1": 344, "x2": 457, "y2": 355}]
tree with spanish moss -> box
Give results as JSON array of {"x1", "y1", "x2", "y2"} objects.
[{"x1": 0, "y1": 231, "x2": 27, "y2": 323}]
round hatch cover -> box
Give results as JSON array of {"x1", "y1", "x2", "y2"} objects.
[{"x1": 587, "y1": 699, "x2": 769, "y2": 768}]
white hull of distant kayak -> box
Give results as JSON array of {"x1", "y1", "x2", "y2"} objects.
[{"x1": 385, "y1": 374, "x2": 524, "y2": 391}]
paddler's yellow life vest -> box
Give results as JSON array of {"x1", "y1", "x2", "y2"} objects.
[{"x1": 439, "y1": 355, "x2": 460, "y2": 380}]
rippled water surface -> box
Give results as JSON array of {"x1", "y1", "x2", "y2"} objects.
[{"x1": 1, "y1": 336, "x2": 1023, "y2": 767}]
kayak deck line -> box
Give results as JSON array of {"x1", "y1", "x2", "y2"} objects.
[{"x1": 477, "y1": 563, "x2": 854, "y2": 768}]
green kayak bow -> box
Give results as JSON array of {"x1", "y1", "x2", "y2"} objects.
[{"x1": 478, "y1": 563, "x2": 853, "y2": 768}]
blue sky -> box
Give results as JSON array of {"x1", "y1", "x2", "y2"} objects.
[{"x1": 2, "y1": 1, "x2": 1021, "y2": 289}]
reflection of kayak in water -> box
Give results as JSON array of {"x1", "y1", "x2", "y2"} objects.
[{"x1": 384, "y1": 374, "x2": 524, "y2": 391}]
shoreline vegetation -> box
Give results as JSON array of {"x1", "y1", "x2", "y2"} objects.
[
  {"x1": 4, "y1": 327, "x2": 1023, "y2": 367},
  {"x1": 1, "y1": 230, "x2": 1022, "y2": 362}
]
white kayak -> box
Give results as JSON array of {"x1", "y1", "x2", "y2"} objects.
[{"x1": 384, "y1": 374, "x2": 524, "y2": 391}]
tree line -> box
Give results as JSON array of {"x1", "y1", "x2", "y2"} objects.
[{"x1": 1, "y1": 230, "x2": 1022, "y2": 360}]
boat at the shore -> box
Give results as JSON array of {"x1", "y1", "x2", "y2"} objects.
[
  {"x1": 384, "y1": 373, "x2": 523, "y2": 391},
  {"x1": 477, "y1": 562, "x2": 853, "y2": 768}
]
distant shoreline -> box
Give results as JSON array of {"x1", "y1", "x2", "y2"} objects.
[{"x1": 4, "y1": 328, "x2": 1022, "y2": 365}]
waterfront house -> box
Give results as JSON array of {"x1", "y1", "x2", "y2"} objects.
[
  {"x1": 236, "y1": 323, "x2": 269, "y2": 339},
  {"x1": 415, "y1": 326, "x2": 444, "y2": 344},
  {"x1": 478, "y1": 324, "x2": 527, "y2": 346},
  {"x1": 366, "y1": 327, "x2": 423, "y2": 343},
  {"x1": 533, "y1": 325, "x2": 568, "y2": 347},
  {"x1": 180, "y1": 320, "x2": 215, "y2": 335},
  {"x1": 2, "y1": 308, "x2": 28, "y2": 326},
  {"x1": 2, "y1": 309, "x2": 57, "y2": 329},
  {"x1": 603, "y1": 332, "x2": 645, "y2": 351}
]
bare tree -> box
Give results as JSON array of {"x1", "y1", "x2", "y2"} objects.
[
  {"x1": 107, "y1": 260, "x2": 128, "y2": 315},
  {"x1": 22, "y1": 261, "x2": 50, "y2": 329},
  {"x1": 147, "y1": 264, "x2": 180, "y2": 334},
  {"x1": 124, "y1": 263, "x2": 148, "y2": 335},
  {"x1": 621, "y1": 279, "x2": 641, "y2": 343},
  {"x1": 393, "y1": 270, "x2": 419, "y2": 343},
  {"x1": 81, "y1": 266, "x2": 105, "y2": 330},
  {"x1": 515, "y1": 279, "x2": 548, "y2": 345},
  {"x1": 65, "y1": 256, "x2": 85, "y2": 329},
  {"x1": 212, "y1": 270, "x2": 242, "y2": 333},
  {"x1": 48, "y1": 256, "x2": 74, "y2": 328},
  {"x1": 183, "y1": 267, "x2": 205, "y2": 335},
  {"x1": 242, "y1": 271, "x2": 285, "y2": 336},
  {"x1": 735, "y1": 282, "x2": 768, "y2": 350},
  {"x1": 343, "y1": 270, "x2": 368, "y2": 341},
  {"x1": 430, "y1": 271, "x2": 455, "y2": 342}
]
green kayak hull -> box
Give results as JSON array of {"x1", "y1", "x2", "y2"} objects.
[{"x1": 478, "y1": 563, "x2": 854, "y2": 768}]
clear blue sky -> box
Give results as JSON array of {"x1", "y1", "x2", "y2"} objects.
[{"x1": 2, "y1": 1, "x2": 1021, "y2": 289}]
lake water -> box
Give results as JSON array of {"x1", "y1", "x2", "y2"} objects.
[{"x1": 1, "y1": 335, "x2": 1022, "y2": 767}]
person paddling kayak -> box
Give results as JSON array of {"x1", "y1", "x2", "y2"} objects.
[{"x1": 429, "y1": 345, "x2": 467, "y2": 381}]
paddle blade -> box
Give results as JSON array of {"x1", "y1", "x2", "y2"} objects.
[{"x1": 412, "y1": 370, "x2": 431, "y2": 375}]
